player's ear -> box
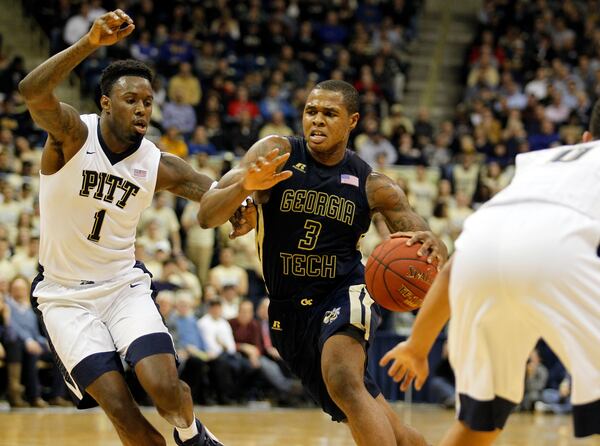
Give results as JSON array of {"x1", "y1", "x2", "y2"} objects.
[
  {"x1": 100, "y1": 95, "x2": 111, "y2": 114},
  {"x1": 348, "y1": 112, "x2": 360, "y2": 131},
  {"x1": 582, "y1": 131, "x2": 593, "y2": 143}
]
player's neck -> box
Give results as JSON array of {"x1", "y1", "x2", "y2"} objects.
[
  {"x1": 306, "y1": 142, "x2": 347, "y2": 166},
  {"x1": 99, "y1": 117, "x2": 134, "y2": 154}
]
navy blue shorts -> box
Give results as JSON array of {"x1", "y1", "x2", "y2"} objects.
[{"x1": 268, "y1": 283, "x2": 382, "y2": 422}]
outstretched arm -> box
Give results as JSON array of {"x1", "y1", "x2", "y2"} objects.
[
  {"x1": 379, "y1": 258, "x2": 453, "y2": 391},
  {"x1": 156, "y1": 152, "x2": 214, "y2": 200},
  {"x1": 197, "y1": 135, "x2": 293, "y2": 229},
  {"x1": 366, "y1": 171, "x2": 448, "y2": 265},
  {"x1": 19, "y1": 10, "x2": 135, "y2": 173}
]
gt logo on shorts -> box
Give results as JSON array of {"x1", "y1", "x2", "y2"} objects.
[
  {"x1": 300, "y1": 298, "x2": 313, "y2": 306},
  {"x1": 323, "y1": 307, "x2": 341, "y2": 324}
]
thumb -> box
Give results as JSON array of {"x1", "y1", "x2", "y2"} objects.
[{"x1": 117, "y1": 23, "x2": 135, "y2": 40}]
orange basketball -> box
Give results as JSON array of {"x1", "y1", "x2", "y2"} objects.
[{"x1": 365, "y1": 236, "x2": 438, "y2": 312}]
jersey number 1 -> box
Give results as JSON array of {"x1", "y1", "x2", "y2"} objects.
[{"x1": 87, "y1": 209, "x2": 106, "y2": 242}]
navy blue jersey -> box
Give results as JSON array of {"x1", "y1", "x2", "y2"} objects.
[{"x1": 257, "y1": 136, "x2": 372, "y2": 301}]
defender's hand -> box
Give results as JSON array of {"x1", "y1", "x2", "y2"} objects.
[
  {"x1": 242, "y1": 148, "x2": 292, "y2": 191},
  {"x1": 391, "y1": 231, "x2": 446, "y2": 266},
  {"x1": 229, "y1": 199, "x2": 257, "y2": 239},
  {"x1": 379, "y1": 340, "x2": 429, "y2": 391},
  {"x1": 88, "y1": 9, "x2": 135, "y2": 47}
]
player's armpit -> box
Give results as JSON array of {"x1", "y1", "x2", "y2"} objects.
[{"x1": 156, "y1": 152, "x2": 214, "y2": 201}]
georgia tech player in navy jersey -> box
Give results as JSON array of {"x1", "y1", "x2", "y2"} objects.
[
  {"x1": 199, "y1": 80, "x2": 447, "y2": 446},
  {"x1": 19, "y1": 10, "x2": 285, "y2": 446}
]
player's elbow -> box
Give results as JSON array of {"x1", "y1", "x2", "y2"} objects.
[{"x1": 18, "y1": 78, "x2": 36, "y2": 100}]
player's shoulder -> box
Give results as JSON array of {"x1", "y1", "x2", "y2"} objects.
[{"x1": 256, "y1": 134, "x2": 294, "y2": 154}]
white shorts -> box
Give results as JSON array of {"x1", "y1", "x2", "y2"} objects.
[
  {"x1": 449, "y1": 202, "x2": 600, "y2": 437},
  {"x1": 31, "y1": 261, "x2": 175, "y2": 408}
]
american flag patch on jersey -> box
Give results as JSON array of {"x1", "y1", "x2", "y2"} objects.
[
  {"x1": 133, "y1": 169, "x2": 147, "y2": 179},
  {"x1": 340, "y1": 174, "x2": 359, "y2": 187}
]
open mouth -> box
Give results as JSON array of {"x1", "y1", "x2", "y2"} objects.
[
  {"x1": 133, "y1": 122, "x2": 147, "y2": 134},
  {"x1": 309, "y1": 130, "x2": 327, "y2": 144}
]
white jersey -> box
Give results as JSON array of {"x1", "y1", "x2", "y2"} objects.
[
  {"x1": 39, "y1": 114, "x2": 161, "y2": 283},
  {"x1": 486, "y1": 141, "x2": 600, "y2": 220}
]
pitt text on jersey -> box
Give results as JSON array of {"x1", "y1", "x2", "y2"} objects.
[
  {"x1": 79, "y1": 170, "x2": 140, "y2": 209},
  {"x1": 278, "y1": 189, "x2": 358, "y2": 279}
]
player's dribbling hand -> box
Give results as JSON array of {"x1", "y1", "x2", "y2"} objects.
[
  {"x1": 229, "y1": 199, "x2": 257, "y2": 239},
  {"x1": 87, "y1": 9, "x2": 135, "y2": 47},
  {"x1": 379, "y1": 340, "x2": 429, "y2": 391},
  {"x1": 391, "y1": 231, "x2": 446, "y2": 267},
  {"x1": 242, "y1": 148, "x2": 293, "y2": 191}
]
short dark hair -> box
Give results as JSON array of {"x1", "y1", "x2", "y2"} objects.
[
  {"x1": 589, "y1": 99, "x2": 600, "y2": 138},
  {"x1": 313, "y1": 80, "x2": 359, "y2": 114},
  {"x1": 100, "y1": 59, "x2": 153, "y2": 96}
]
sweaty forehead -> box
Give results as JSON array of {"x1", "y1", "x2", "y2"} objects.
[
  {"x1": 112, "y1": 76, "x2": 153, "y2": 95},
  {"x1": 305, "y1": 89, "x2": 346, "y2": 110}
]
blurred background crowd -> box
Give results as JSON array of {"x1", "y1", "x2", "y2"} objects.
[{"x1": 0, "y1": 0, "x2": 589, "y2": 411}]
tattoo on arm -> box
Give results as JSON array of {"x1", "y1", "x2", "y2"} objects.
[
  {"x1": 386, "y1": 210, "x2": 429, "y2": 233},
  {"x1": 366, "y1": 172, "x2": 429, "y2": 232},
  {"x1": 158, "y1": 153, "x2": 213, "y2": 201}
]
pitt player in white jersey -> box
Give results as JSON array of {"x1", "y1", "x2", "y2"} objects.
[
  {"x1": 380, "y1": 101, "x2": 600, "y2": 445},
  {"x1": 16, "y1": 10, "x2": 281, "y2": 446}
]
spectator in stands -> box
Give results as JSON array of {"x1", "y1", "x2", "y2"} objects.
[
  {"x1": 356, "y1": 118, "x2": 397, "y2": 167},
  {"x1": 159, "y1": 126, "x2": 188, "y2": 159},
  {"x1": 528, "y1": 119, "x2": 560, "y2": 151},
  {"x1": 229, "y1": 300, "x2": 301, "y2": 403},
  {"x1": 396, "y1": 132, "x2": 424, "y2": 165},
  {"x1": 161, "y1": 91, "x2": 196, "y2": 137},
  {"x1": 11, "y1": 232, "x2": 38, "y2": 280},
  {"x1": 197, "y1": 300, "x2": 247, "y2": 404},
  {"x1": 7, "y1": 276, "x2": 68, "y2": 407},
  {"x1": 414, "y1": 108, "x2": 435, "y2": 141},
  {"x1": 219, "y1": 285, "x2": 241, "y2": 321},
  {"x1": 140, "y1": 192, "x2": 182, "y2": 256},
  {"x1": 520, "y1": 349, "x2": 549, "y2": 411},
  {"x1": 62, "y1": 2, "x2": 93, "y2": 46},
  {"x1": 170, "y1": 292, "x2": 211, "y2": 405},
  {"x1": 535, "y1": 375, "x2": 572, "y2": 415},
  {"x1": 0, "y1": 236, "x2": 15, "y2": 282},
  {"x1": 209, "y1": 247, "x2": 249, "y2": 297},
  {"x1": 130, "y1": 30, "x2": 159, "y2": 64},
  {"x1": 451, "y1": 152, "x2": 480, "y2": 202},
  {"x1": 408, "y1": 165, "x2": 437, "y2": 219},
  {"x1": 0, "y1": 280, "x2": 27, "y2": 407},
  {"x1": 230, "y1": 110, "x2": 260, "y2": 156},
  {"x1": 227, "y1": 86, "x2": 260, "y2": 121},
  {"x1": 259, "y1": 84, "x2": 295, "y2": 122},
  {"x1": 158, "y1": 30, "x2": 195, "y2": 77},
  {"x1": 187, "y1": 126, "x2": 217, "y2": 156},
  {"x1": 180, "y1": 200, "x2": 215, "y2": 285},
  {"x1": 168, "y1": 62, "x2": 201, "y2": 108},
  {"x1": 259, "y1": 110, "x2": 293, "y2": 140}
]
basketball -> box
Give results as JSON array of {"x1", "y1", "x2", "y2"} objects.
[{"x1": 365, "y1": 237, "x2": 438, "y2": 312}]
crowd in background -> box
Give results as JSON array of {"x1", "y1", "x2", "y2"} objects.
[{"x1": 0, "y1": 0, "x2": 587, "y2": 410}]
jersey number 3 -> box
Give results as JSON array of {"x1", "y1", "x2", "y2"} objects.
[
  {"x1": 87, "y1": 209, "x2": 106, "y2": 242},
  {"x1": 298, "y1": 219, "x2": 322, "y2": 251}
]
